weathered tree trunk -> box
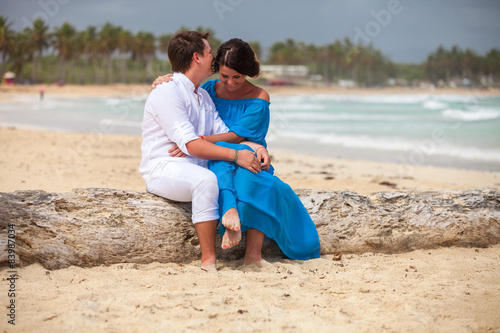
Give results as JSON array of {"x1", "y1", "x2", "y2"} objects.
[{"x1": 0, "y1": 188, "x2": 498, "y2": 270}]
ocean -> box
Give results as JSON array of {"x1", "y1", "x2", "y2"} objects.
[{"x1": 1, "y1": 91, "x2": 499, "y2": 172}]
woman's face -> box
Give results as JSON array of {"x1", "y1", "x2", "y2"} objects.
[{"x1": 218, "y1": 65, "x2": 247, "y2": 92}]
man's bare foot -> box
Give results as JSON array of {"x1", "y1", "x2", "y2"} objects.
[
  {"x1": 201, "y1": 263, "x2": 217, "y2": 272},
  {"x1": 242, "y1": 259, "x2": 273, "y2": 272},
  {"x1": 243, "y1": 249, "x2": 263, "y2": 266},
  {"x1": 221, "y1": 208, "x2": 241, "y2": 231},
  {"x1": 244, "y1": 257, "x2": 266, "y2": 266},
  {"x1": 201, "y1": 258, "x2": 217, "y2": 272},
  {"x1": 221, "y1": 228, "x2": 242, "y2": 249}
]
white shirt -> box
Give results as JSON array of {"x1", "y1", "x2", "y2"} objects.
[{"x1": 139, "y1": 73, "x2": 229, "y2": 178}]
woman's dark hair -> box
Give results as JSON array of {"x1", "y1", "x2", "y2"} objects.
[
  {"x1": 168, "y1": 30, "x2": 210, "y2": 73},
  {"x1": 212, "y1": 38, "x2": 260, "y2": 78}
]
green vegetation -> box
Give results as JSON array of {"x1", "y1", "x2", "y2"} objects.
[
  {"x1": 424, "y1": 46, "x2": 500, "y2": 87},
  {"x1": 1, "y1": 15, "x2": 499, "y2": 87}
]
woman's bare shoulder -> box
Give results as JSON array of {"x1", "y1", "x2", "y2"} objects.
[
  {"x1": 248, "y1": 84, "x2": 270, "y2": 102},
  {"x1": 257, "y1": 88, "x2": 270, "y2": 102}
]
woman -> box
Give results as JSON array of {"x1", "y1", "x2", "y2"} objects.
[{"x1": 153, "y1": 38, "x2": 320, "y2": 263}]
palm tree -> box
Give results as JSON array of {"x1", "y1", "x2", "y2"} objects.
[
  {"x1": 0, "y1": 15, "x2": 15, "y2": 78},
  {"x1": 52, "y1": 22, "x2": 77, "y2": 82},
  {"x1": 132, "y1": 31, "x2": 156, "y2": 82},
  {"x1": 248, "y1": 41, "x2": 262, "y2": 62},
  {"x1": 342, "y1": 37, "x2": 359, "y2": 81},
  {"x1": 462, "y1": 48, "x2": 478, "y2": 80},
  {"x1": 98, "y1": 22, "x2": 120, "y2": 83},
  {"x1": 485, "y1": 48, "x2": 500, "y2": 85},
  {"x1": 268, "y1": 40, "x2": 287, "y2": 64},
  {"x1": 10, "y1": 31, "x2": 31, "y2": 79},
  {"x1": 79, "y1": 25, "x2": 99, "y2": 83},
  {"x1": 117, "y1": 28, "x2": 133, "y2": 83},
  {"x1": 25, "y1": 18, "x2": 50, "y2": 83},
  {"x1": 194, "y1": 26, "x2": 222, "y2": 51},
  {"x1": 158, "y1": 33, "x2": 173, "y2": 56},
  {"x1": 331, "y1": 39, "x2": 346, "y2": 80}
]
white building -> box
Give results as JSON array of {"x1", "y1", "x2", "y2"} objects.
[{"x1": 260, "y1": 65, "x2": 309, "y2": 79}]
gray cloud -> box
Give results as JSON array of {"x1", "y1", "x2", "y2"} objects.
[{"x1": 1, "y1": 0, "x2": 499, "y2": 63}]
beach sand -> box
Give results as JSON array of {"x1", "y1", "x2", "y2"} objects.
[{"x1": 1, "y1": 84, "x2": 500, "y2": 332}]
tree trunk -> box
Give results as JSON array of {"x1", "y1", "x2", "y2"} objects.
[{"x1": 1, "y1": 188, "x2": 498, "y2": 270}]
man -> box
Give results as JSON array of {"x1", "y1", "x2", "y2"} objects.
[{"x1": 139, "y1": 31, "x2": 260, "y2": 271}]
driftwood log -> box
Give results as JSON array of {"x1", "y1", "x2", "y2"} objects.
[{"x1": 0, "y1": 188, "x2": 499, "y2": 270}]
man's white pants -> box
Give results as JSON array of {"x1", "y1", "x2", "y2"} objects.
[{"x1": 145, "y1": 160, "x2": 220, "y2": 224}]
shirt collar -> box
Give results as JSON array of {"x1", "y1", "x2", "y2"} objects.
[{"x1": 173, "y1": 72, "x2": 198, "y2": 94}]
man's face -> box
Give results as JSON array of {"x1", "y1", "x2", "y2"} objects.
[{"x1": 200, "y1": 39, "x2": 213, "y2": 77}]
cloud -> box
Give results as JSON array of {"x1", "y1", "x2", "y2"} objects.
[{"x1": 2, "y1": 0, "x2": 499, "y2": 63}]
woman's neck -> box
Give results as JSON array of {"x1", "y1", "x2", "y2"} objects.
[{"x1": 216, "y1": 80, "x2": 253, "y2": 100}]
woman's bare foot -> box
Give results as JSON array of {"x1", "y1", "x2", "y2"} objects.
[
  {"x1": 221, "y1": 228, "x2": 242, "y2": 249},
  {"x1": 221, "y1": 208, "x2": 241, "y2": 231}
]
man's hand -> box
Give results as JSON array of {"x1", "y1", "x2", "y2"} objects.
[
  {"x1": 151, "y1": 73, "x2": 173, "y2": 90},
  {"x1": 235, "y1": 149, "x2": 261, "y2": 173},
  {"x1": 168, "y1": 144, "x2": 187, "y2": 157}
]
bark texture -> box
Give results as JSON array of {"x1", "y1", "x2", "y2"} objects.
[{"x1": 1, "y1": 188, "x2": 498, "y2": 270}]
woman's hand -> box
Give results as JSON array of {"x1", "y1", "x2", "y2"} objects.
[
  {"x1": 240, "y1": 141, "x2": 271, "y2": 171},
  {"x1": 236, "y1": 149, "x2": 261, "y2": 173},
  {"x1": 168, "y1": 143, "x2": 187, "y2": 158},
  {"x1": 256, "y1": 147, "x2": 271, "y2": 171},
  {"x1": 151, "y1": 73, "x2": 173, "y2": 90}
]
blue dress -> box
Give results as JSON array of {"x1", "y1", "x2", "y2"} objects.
[{"x1": 202, "y1": 80, "x2": 321, "y2": 260}]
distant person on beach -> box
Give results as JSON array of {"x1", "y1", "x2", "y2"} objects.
[
  {"x1": 152, "y1": 37, "x2": 321, "y2": 265},
  {"x1": 139, "y1": 31, "x2": 262, "y2": 271},
  {"x1": 39, "y1": 87, "x2": 44, "y2": 101}
]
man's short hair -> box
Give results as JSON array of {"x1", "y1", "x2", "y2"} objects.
[{"x1": 168, "y1": 31, "x2": 210, "y2": 73}]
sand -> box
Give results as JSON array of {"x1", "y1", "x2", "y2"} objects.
[
  {"x1": 1, "y1": 84, "x2": 500, "y2": 332},
  {"x1": 8, "y1": 247, "x2": 500, "y2": 332},
  {"x1": 1, "y1": 127, "x2": 498, "y2": 194}
]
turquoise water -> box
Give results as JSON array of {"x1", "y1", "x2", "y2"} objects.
[
  {"x1": 0, "y1": 94, "x2": 145, "y2": 135},
  {"x1": 268, "y1": 94, "x2": 500, "y2": 171},
  {"x1": 1, "y1": 92, "x2": 499, "y2": 171}
]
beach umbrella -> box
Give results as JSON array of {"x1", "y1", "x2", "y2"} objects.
[{"x1": 3, "y1": 71, "x2": 16, "y2": 79}]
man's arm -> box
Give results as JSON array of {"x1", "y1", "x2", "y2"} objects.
[
  {"x1": 186, "y1": 138, "x2": 261, "y2": 173},
  {"x1": 202, "y1": 132, "x2": 244, "y2": 144},
  {"x1": 171, "y1": 138, "x2": 269, "y2": 171}
]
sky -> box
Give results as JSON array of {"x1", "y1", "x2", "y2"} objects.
[{"x1": 1, "y1": 0, "x2": 500, "y2": 63}]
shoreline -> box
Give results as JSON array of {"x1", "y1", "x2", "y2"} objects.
[
  {"x1": 2, "y1": 83, "x2": 500, "y2": 174},
  {"x1": 1, "y1": 126, "x2": 498, "y2": 194},
  {"x1": 1, "y1": 83, "x2": 500, "y2": 102}
]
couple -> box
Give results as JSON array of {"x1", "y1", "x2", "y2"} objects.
[{"x1": 140, "y1": 30, "x2": 320, "y2": 271}]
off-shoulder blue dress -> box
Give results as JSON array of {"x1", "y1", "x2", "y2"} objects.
[{"x1": 202, "y1": 80, "x2": 320, "y2": 260}]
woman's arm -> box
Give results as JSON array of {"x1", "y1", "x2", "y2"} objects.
[{"x1": 151, "y1": 74, "x2": 173, "y2": 89}]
